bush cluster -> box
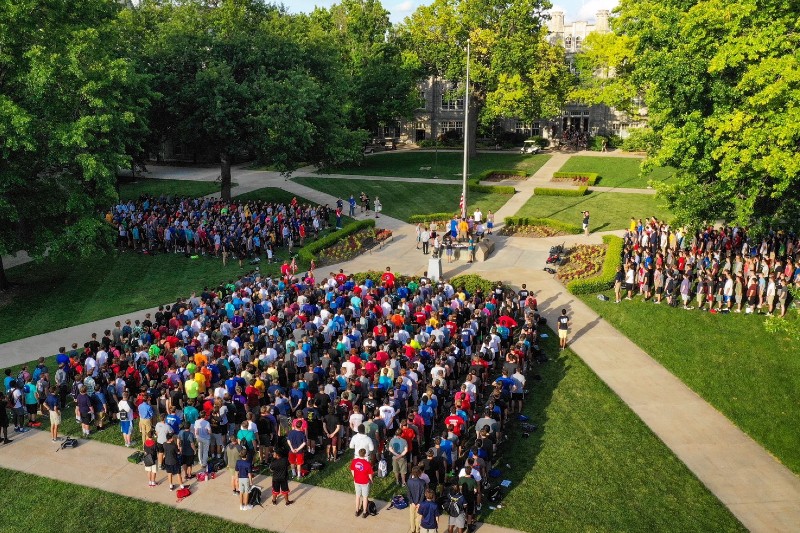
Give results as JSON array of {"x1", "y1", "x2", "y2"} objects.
[
  {"x1": 502, "y1": 216, "x2": 582, "y2": 234},
  {"x1": 551, "y1": 172, "x2": 599, "y2": 186},
  {"x1": 534, "y1": 186, "x2": 588, "y2": 197},
  {"x1": 297, "y1": 219, "x2": 376, "y2": 263}
]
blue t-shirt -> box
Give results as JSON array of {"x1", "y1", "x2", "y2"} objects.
[
  {"x1": 418, "y1": 500, "x2": 440, "y2": 529},
  {"x1": 439, "y1": 439, "x2": 454, "y2": 465},
  {"x1": 235, "y1": 459, "x2": 252, "y2": 479}
]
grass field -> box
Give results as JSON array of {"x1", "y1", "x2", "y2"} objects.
[
  {"x1": 514, "y1": 190, "x2": 673, "y2": 232},
  {"x1": 556, "y1": 156, "x2": 676, "y2": 189},
  {"x1": 326, "y1": 151, "x2": 551, "y2": 180},
  {"x1": 292, "y1": 177, "x2": 513, "y2": 221},
  {"x1": 119, "y1": 178, "x2": 222, "y2": 201},
  {"x1": 579, "y1": 292, "x2": 800, "y2": 475},
  {"x1": 298, "y1": 330, "x2": 742, "y2": 532},
  {"x1": 0, "y1": 188, "x2": 344, "y2": 344},
  {"x1": 0, "y1": 468, "x2": 270, "y2": 533}
]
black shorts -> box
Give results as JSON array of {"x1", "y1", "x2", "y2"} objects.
[
  {"x1": 80, "y1": 413, "x2": 93, "y2": 425},
  {"x1": 166, "y1": 463, "x2": 181, "y2": 475},
  {"x1": 272, "y1": 478, "x2": 289, "y2": 494},
  {"x1": 511, "y1": 393, "x2": 524, "y2": 401},
  {"x1": 26, "y1": 404, "x2": 38, "y2": 415},
  {"x1": 655, "y1": 287, "x2": 663, "y2": 294},
  {"x1": 156, "y1": 443, "x2": 165, "y2": 453},
  {"x1": 259, "y1": 433, "x2": 274, "y2": 447},
  {"x1": 182, "y1": 455, "x2": 195, "y2": 467}
]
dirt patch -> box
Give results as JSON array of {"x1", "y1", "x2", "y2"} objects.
[{"x1": 484, "y1": 173, "x2": 527, "y2": 182}]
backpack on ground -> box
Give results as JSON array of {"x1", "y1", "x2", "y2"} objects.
[
  {"x1": 56, "y1": 437, "x2": 79, "y2": 452},
  {"x1": 249, "y1": 485, "x2": 264, "y2": 507},
  {"x1": 377, "y1": 458, "x2": 388, "y2": 478},
  {"x1": 128, "y1": 451, "x2": 145, "y2": 464},
  {"x1": 176, "y1": 486, "x2": 191, "y2": 502},
  {"x1": 208, "y1": 456, "x2": 225, "y2": 472},
  {"x1": 390, "y1": 495, "x2": 409, "y2": 510},
  {"x1": 367, "y1": 500, "x2": 378, "y2": 516}
]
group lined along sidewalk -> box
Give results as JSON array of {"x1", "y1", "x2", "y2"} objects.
[{"x1": 0, "y1": 430, "x2": 520, "y2": 533}]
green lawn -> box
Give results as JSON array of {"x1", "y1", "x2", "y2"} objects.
[
  {"x1": 326, "y1": 151, "x2": 551, "y2": 180},
  {"x1": 119, "y1": 178, "x2": 222, "y2": 201},
  {"x1": 293, "y1": 177, "x2": 513, "y2": 221},
  {"x1": 0, "y1": 468, "x2": 270, "y2": 533},
  {"x1": 556, "y1": 156, "x2": 676, "y2": 188},
  {"x1": 515, "y1": 190, "x2": 673, "y2": 232},
  {"x1": 579, "y1": 293, "x2": 800, "y2": 475},
  {"x1": 299, "y1": 329, "x2": 742, "y2": 532},
  {"x1": 0, "y1": 188, "x2": 343, "y2": 344}
]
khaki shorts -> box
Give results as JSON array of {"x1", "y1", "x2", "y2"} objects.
[
  {"x1": 144, "y1": 464, "x2": 157, "y2": 473},
  {"x1": 49, "y1": 411, "x2": 61, "y2": 426},
  {"x1": 558, "y1": 329, "x2": 568, "y2": 339}
]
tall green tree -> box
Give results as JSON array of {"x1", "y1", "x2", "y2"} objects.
[
  {"x1": 399, "y1": 0, "x2": 571, "y2": 155},
  {"x1": 311, "y1": 0, "x2": 421, "y2": 136},
  {"x1": 615, "y1": 0, "x2": 800, "y2": 228},
  {"x1": 143, "y1": 0, "x2": 363, "y2": 199},
  {"x1": 0, "y1": 0, "x2": 150, "y2": 289}
]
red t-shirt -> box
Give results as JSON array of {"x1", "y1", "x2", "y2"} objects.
[
  {"x1": 445, "y1": 414, "x2": 465, "y2": 436},
  {"x1": 350, "y1": 458, "x2": 373, "y2": 484},
  {"x1": 381, "y1": 272, "x2": 395, "y2": 288}
]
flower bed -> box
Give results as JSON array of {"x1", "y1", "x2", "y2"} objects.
[
  {"x1": 484, "y1": 172, "x2": 528, "y2": 182},
  {"x1": 316, "y1": 227, "x2": 391, "y2": 264},
  {"x1": 551, "y1": 172, "x2": 599, "y2": 186},
  {"x1": 498, "y1": 225, "x2": 570, "y2": 238},
  {"x1": 556, "y1": 244, "x2": 607, "y2": 283}
]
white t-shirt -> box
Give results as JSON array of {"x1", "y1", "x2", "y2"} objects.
[{"x1": 118, "y1": 400, "x2": 133, "y2": 422}]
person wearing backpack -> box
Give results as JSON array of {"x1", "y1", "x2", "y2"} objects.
[
  {"x1": 143, "y1": 430, "x2": 159, "y2": 487},
  {"x1": 407, "y1": 466, "x2": 426, "y2": 533},
  {"x1": 118, "y1": 392, "x2": 134, "y2": 447},
  {"x1": 447, "y1": 484, "x2": 468, "y2": 533}
]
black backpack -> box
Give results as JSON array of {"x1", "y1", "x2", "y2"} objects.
[
  {"x1": 249, "y1": 485, "x2": 264, "y2": 507},
  {"x1": 447, "y1": 495, "x2": 463, "y2": 517}
]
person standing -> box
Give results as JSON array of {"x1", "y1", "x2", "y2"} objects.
[
  {"x1": 374, "y1": 197, "x2": 382, "y2": 218},
  {"x1": 421, "y1": 228, "x2": 431, "y2": 255},
  {"x1": 287, "y1": 420, "x2": 307, "y2": 479},
  {"x1": 179, "y1": 421, "x2": 197, "y2": 480},
  {"x1": 557, "y1": 308, "x2": 570, "y2": 350},
  {"x1": 348, "y1": 195, "x2": 356, "y2": 217},
  {"x1": 76, "y1": 385, "x2": 94, "y2": 437},
  {"x1": 138, "y1": 392, "x2": 154, "y2": 441},
  {"x1": 42, "y1": 386, "x2": 61, "y2": 441},
  {"x1": 269, "y1": 449, "x2": 293, "y2": 506},
  {"x1": 117, "y1": 392, "x2": 134, "y2": 447},
  {"x1": 582, "y1": 210, "x2": 590, "y2": 236},
  {"x1": 388, "y1": 429, "x2": 409, "y2": 487},
  {"x1": 407, "y1": 466, "x2": 427, "y2": 533},
  {"x1": 194, "y1": 411, "x2": 212, "y2": 470},
  {"x1": 236, "y1": 451, "x2": 254, "y2": 511},
  {"x1": 163, "y1": 431, "x2": 186, "y2": 492},
  {"x1": 418, "y1": 489, "x2": 440, "y2": 533},
  {"x1": 350, "y1": 447, "x2": 373, "y2": 519},
  {"x1": 143, "y1": 430, "x2": 158, "y2": 487}
]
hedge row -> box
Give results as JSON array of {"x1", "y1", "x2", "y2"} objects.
[
  {"x1": 552, "y1": 172, "x2": 599, "y2": 186},
  {"x1": 503, "y1": 216, "x2": 582, "y2": 234},
  {"x1": 352, "y1": 271, "x2": 508, "y2": 295},
  {"x1": 534, "y1": 186, "x2": 588, "y2": 196},
  {"x1": 470, "y1": 169, "x2": 519, "y2": 194},
  {"x1": 407, "y1": 212, "x2": 454, "y2": 223},
  {"x1": 297, "y1": 219, "x2": 376, "y2": 263},
  {"x1": 566, "y1": 235, "x2": 624, "y2": 294}
]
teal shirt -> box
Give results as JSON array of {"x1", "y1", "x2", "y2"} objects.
[{"x1": 184, "y1": 405, "x2": 200, "y2": 425}]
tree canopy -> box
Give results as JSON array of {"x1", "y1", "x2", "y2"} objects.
[
  {"x1": 613, "y1": 0, "x2": 800, "y2": 229},
  {"x1": 0, "y1": 0, "x2": 150, "y2": 289},
  {"x1": 399, "y1": 0, "x2": 571, "y2": 154}
]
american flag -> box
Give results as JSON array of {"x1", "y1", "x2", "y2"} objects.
[{"x1": 459, "y1": 193, "x2": 464, "y2": 215}]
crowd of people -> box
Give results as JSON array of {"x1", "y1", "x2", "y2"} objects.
[
  {"x1": 613, "y1": 219, "x2": 799, "y2": 315},
  {"x1": 415, "y1": 208, "x2": 496, "y2": 263},
  {"x1": 107, "y1": 195, "x2": 340, "y2": 265},
  {"x1": 1, "y1": 265, "x2": 549, "y2": 530}
]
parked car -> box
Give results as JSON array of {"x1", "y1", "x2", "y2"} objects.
[{"x1": 520, "y1": 140, "x2": 541, "y2": 154}]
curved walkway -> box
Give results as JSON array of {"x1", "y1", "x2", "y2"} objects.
[{"x1": 2, "y1": 155, "x2": 799, "y2": 531}]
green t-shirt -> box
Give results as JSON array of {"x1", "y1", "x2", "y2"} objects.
[
  {"x1": 458, "y1": 475, "x2": 478, "y2": 498},
  {"x1": 237, "y1": 428, "x2": 256, "y2": 449},
  {"x1": 185, "y1": 380, "x2": 199, "y2": 399}
]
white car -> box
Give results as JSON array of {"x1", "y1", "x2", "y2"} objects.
[{"x1": 520, "y1": 140, "x2": 541, "y2": 154}]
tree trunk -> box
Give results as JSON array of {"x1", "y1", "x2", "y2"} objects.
[
  {"x1": 0, "y1": 256, "x2": 9, "y2": 291},
  {"x1": 220, "y1": 152, "x2": 232, "y2": 201},
  {"x1": 467, "y1": 99, "x2": 481, "y2": 158}
]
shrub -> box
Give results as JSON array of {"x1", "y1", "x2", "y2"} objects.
[
  {"x1": 476, "y1": 169, "x2": 527, "y2": 180},
  {"x1": 297, "y1": 219, "x2": 376, "y2": 263},
  {"x1": 503, "y1": 216, "x2": 582, "y2": 234},
  {"x1": 407, "y1": 213, "x2": 456, "y2": 223},
  {"x1": 566, "y1": 235, "x2": 624, "y2": 294},
  {"x1": 528, "y1": 136, "x2": 549, "y2": 148},
  {"x1": 534, "y1": 186, "x2": 588, "y2": 197},
  {"x1": 449, "y1": 273, "x2": 507, "y2": 295},
  {"x1": 620, "y1": 127, "x2": 659, "y2": 154},
  {"x1": 552, "y1": 172, "x2": 599, "y2": 186},
  {"x1": 470, "y1": 169, "x2": 519, "y2": 194}
]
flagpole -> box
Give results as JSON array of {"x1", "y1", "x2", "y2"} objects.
[{"x1": 461, "y1": 39, "x2": 470, "y2": 220}]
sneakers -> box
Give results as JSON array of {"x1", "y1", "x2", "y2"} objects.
[
  {"x1": 355, "y1": 509, "x2": 362, "y2": 517},
  {"x1": 169, "y1": 485, "x2": 175, "y2": 491},
  {"x1": 244, "y1": 505, "x2": 253, "y2": 511}
]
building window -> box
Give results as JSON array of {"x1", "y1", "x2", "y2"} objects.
[
  {"x1": 440, "y1": 121, "x2": 464, "y2": 134},
  {"x1": 515, "y1": 121, "x2": 532, "y2": 136},
  {"x1": 565, "y1": 36, "x2": 572, "y2": 50},
  {"x1": 441, "y1": 94, "x2": 464, "y2": 110},
  {"x1": 575, "y1": 36, "x2": 582, "y2": 51},
  {"x1": 532, "y1": 122, "x2": 541, "y2": 136},
  {"x1": 418, "y1": 91, "x2": 426, "y2": 108}
]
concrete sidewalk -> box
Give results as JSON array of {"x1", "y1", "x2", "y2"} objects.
[{"x1": 0, "y1": 430, "x2": 518, "y2": 533}]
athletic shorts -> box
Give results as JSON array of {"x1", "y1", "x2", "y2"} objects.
[
  {"x1": 354, "y1": 482, "x2": 370, "y2": 498},
  {"x1": 512, "y1": 392, "x2": 524, "y2": 402},
  {"x1": 288, "y1": 452, "x2": 305, "y2": 466},
  {"x1": 26, "y1": 404, "x2": 38, "y2": 415},
  {"x1": 120, "y1": 421, "x2": 132, "y2": 435},
  {"x1": 80, "y1": 413, "x2": 93, "y2": 425},
  {"x1": 165, "y1": 463, "x2": 181, "y2": 475},
  {"x1": 328, "y1": 434, "x2": 340, "y2": 448},
  {"x1": 239, "y1": 477, "x2": 251, "y2": 495},
  {"x1": 182, "y1": 455, "x2": 195, "y2": 467}
]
